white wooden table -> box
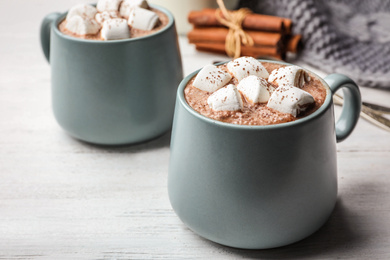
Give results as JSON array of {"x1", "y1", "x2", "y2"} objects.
[{"x1": 1, "y1": 1, "x2": 390, "y2": 259}]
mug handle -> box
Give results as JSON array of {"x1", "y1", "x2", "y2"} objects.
[
  {"x1": 40, "y1": 12, "x2": 61, "y2": 63},
  {"x1": 324, "y1": 74, "x2": 361, "y2": 143}
]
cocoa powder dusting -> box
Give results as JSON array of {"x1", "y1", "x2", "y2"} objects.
[{"x1": 184, "y1": 62, "x2": 327, "y2": 126}]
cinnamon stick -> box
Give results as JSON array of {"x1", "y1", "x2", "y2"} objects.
[
  {"x1": 188, "y1": 8, "x2": 292, "y2": 33},
  {"x1": 286, "y1": 34, "x2": 302, "y2": 53},
  {"x1": 188, "y1": 27, "x2": 283, "y2": 48},
  {"x1": 194, "y1": 42, "x2": 283, "y2": 59},
  {"x1": 283, "y1": 19, "x2": 292, "y2": 35}
]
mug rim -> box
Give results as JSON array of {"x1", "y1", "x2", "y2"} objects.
[
  {"x1": 177, "y1": 60, "x2": 332, "y2": 130},
  {"x1": 52, "y1": 4, "x2": 174, "y2": 44}
]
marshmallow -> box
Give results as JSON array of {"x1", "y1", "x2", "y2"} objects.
[
  {"x1": 227, "y1": 56, "x2": 269, "y2": 81},
  {"x1": 192, "y1": 65, "x2": 232, "y2": 92},
  {"x1": 101, "y1": 19, "x2": 130, "y2": 40},
  {"x1": 207, "y1": 84, "x2": 244, "y2": 111},
  {"x1": 268, "y1": 65, "x2": 311, "y2": 88},
  {"x1": 97, "y1": 0, "x2": 122, "y2": 12},
  {"x1": 267, "y1": 85, "x2": 315, "y2": 117},
  {"x1": 67, "y1": 4, "x2": 98, "y2": 20},
  {"x1": 237, "y1": 75, "x2": 275, "y2": 104},
  {"x1": 66, "y1": 16, "x2": 101, "y2": 35},
  {"x1": 95, "y1": 11, "x2": 119, "y2": 25},
  {"x1": 128, "y1": 7, "x2": 159, "y2": 30},
  {"x1": 120, "y1": 0, "x2": 150, "y2": 19}
]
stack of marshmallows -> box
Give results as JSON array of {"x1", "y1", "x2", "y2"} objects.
[
  {"x1": 65, "y1": 0, "x2": 160, "y2": 40},
  {"x1": 193, "y1": 57, "x2": 314, "y2": 117}
]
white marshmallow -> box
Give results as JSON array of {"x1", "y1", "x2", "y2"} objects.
[
  {"x1": 120, "y1": 0, "x2": 150, "y2": 19},
  {"x1": 128, "y1": 7, "x2": 159, "y2": 31},
  {"x1": 192, "y1": 65, "x2": 232, "y2": 92},
  {"x1": 227, "y1": 56, "x2": 269, "y2": 81},
  {"x1": 267, "y1": 85, "x2": 315, "y2": 117},
  {"x1": 207, "y1": 84, "x2": 243, "y2": 111},
  {"x1": 66, "y1": 16, "x2": 101, "y2": 35},
  {"x1": 67, "y1": 4, "x2": 98, "y2": 20},
  {"x1": 97, "y1": 0, "x2": 122, "y2": 12},
  {"x1": 95, "y1": 11, "x2": 119, "y2": 25},
  {"x1": 268, "y1": 65, "x2": 311, "y2": 88},
  {"x1": 237, "y1": 75, "x2": 275, "y2": 104},
  {"x1": 101, "y1": 19, "x2": 130, "y2": 40}
]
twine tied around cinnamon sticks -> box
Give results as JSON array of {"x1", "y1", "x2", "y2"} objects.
[
  {"x1": 215, "y1": 0, "x2": 254, "y2": 59},
  {"x1": 187, "y1": 4, "x2": 300, "y2": 59}
]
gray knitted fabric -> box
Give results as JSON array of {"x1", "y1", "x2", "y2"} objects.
[{"x1": 238, "y1": 0, "x2": 390, "y2": 88}]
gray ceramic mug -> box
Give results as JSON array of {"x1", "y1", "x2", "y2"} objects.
[
  {"x1": 40, "y1": 5, "x2": 183, "y2": 145},
  {"x1": 168, "y1": 60, "x2": 361, "y2": 249}
]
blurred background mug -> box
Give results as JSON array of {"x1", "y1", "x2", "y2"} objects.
[
  {"x1": 40, "y1": 5, "x2": 183, "y2": 145},
  {"x1": 168, "y1": 60, "x2": 361, "y2": 249}
]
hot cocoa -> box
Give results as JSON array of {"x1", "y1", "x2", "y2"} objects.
[
  {"x1": 184, "y1": 57, "x2": 327, "y2": 125},
  {"x1": 58, "y1": 0, "x2": 168, "y2": 41}
]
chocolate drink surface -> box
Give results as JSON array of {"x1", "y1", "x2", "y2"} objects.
[
  {"x1": 58, "y1": 1, "x2": 169, "y2": 41},
  {"x1": 59, "y1": 8, "x2": 168, "y2": 40},
  {"x1": 184, "y1": 61, "x2": 327, "y2": 126}
]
